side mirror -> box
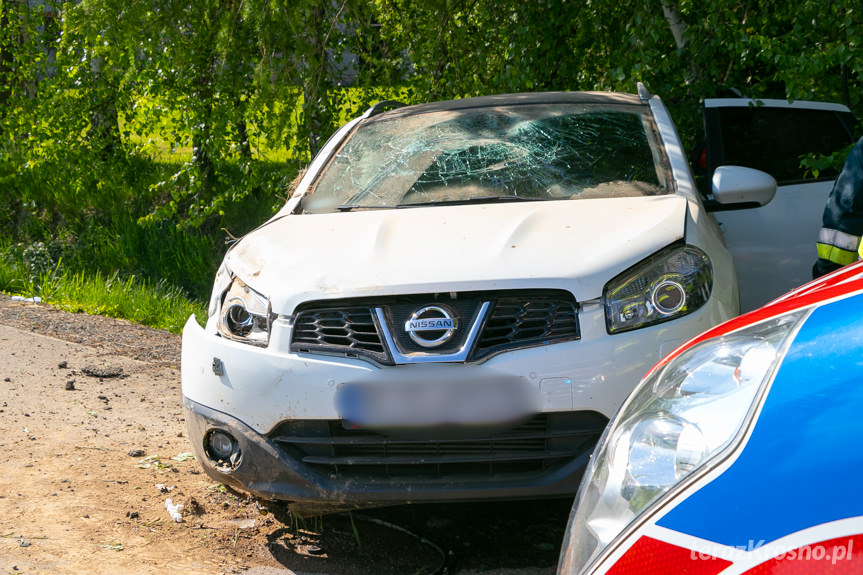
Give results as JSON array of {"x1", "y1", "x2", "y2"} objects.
[{"x1": 711, "y1": 166, "x2": 777, "y2": 207}]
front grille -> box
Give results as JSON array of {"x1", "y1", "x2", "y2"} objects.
[
  {"x1": 386, "y1": 298, "x2": 483, "y2": 355},
  {"x1": 292, "y1": 307, "x2": 390, "y2": 364},
  {"x1": 289, "y1": 290, "x2": 580, "y2": 364},
  {"x1": 474, "y1": 296, "x2": 580, "y2": 360},
  {"x1": 269, "y1": 411, "x2": 607, "y2": 479}
]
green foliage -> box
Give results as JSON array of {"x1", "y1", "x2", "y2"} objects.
[
  {"x1": 0, "y1": 250, "x2": 204, "y2": 333},
  {"x1": 801, "y1": 143, "x2": 856, "y2": 179},
  {"x1": 1, "y1": 0, "x2": 861, "y2": 331},
  {"x1": 370, "y1": 0, "x2": 863, "y2": 148}
]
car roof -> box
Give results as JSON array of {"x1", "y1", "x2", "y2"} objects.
[{"x1": 371, "y1": 91, "x2": 647, "y2": 121}]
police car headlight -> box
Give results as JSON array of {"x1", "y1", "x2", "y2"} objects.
[
  {"x1": 215, "y1": 277, "x2": 272, "y2": 347},
  {"x1": 559, "y1": 309, "x2": 807, "y2": 575},
  {"x1": 604, "y1": 245, "x2": 713, "y2": 334}
]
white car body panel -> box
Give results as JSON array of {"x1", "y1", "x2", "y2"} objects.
[
  {"x1": 715, "y1": 180, "x2": 833, "y2": 312},
  {"x1": 229, "y1": 196, "x2": 689, "y2": 314}
]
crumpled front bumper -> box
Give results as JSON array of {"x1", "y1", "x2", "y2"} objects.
[{"x1": 184, "y1": 396, "x2": 595, "y2": 513}]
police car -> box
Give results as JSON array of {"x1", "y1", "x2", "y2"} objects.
[{"x1": 559, "y1": 260, "x2": 863, "y2": 574}]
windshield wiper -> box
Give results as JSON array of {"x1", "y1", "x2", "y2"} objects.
[
  {"x1": 335, "y1": 204, "x2": 388, "y2": 212},
  {"x1": 396, "y1": 196, "x2": 558, "y2": 208},
  {"x1": 333, "y1": 196, "x2": 559, "y2": 211}
]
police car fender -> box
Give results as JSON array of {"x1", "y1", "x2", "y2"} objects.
[{"x1": 582, "y1": 277, "x2": 863, "y2": 574}]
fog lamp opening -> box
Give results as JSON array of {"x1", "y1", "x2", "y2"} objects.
[{"x1": 205, "y1": 429, "x2": 241, "y2": 468}]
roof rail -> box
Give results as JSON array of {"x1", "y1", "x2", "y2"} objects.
[
  {"x1": 637, "y1": 82, "x2": 652, "y2": 101},
  {"x1": 363, "y1": 100, "x2": 407, "y2": 118}
]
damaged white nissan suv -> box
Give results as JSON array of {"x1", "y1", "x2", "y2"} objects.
[{"x1": 181, "y1": 88, "x2": 783, "y2": 514}]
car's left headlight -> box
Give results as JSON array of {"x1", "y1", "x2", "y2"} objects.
[
  {"x1": 604, "y1": 244, "x2": 713, "y2": 334},
  {"x1": 211, "y1": 270, "x2": 272, "y2": 347},
  {"x1": 560, "y1": 308, "x2": 808, "y2": 575}
]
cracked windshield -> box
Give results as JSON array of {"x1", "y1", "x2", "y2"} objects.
[{"x1": 305, "y1": 104, "x2": 671, "y2": 213}]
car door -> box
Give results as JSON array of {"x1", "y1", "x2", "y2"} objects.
[{"x1": 698, "y1": 99, "x2": 857, "y2": 312}]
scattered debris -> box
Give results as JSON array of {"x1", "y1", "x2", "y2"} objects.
[
  {"x1": 171, "y1": 452, "x2": 196, "y2": 462},
  {"x1": 10, "y1": 296, "x2": 42, "y2": 303},
  {"x1": 227, "y1": 518, "x2": 256, "y2": 530},
  {"x1": 155, "y1": 484, "x2": 175, "y2": 494},
  {"x1": 165, "y1": 498, "x2": 184, "y2": 523},
  {"x1": 81, "y1": 365, "x2": 125, "y2": 379},
  {"x1": 136, "y1": 455, "x2": 170, "y2": 469},
  {"x1": 100, "y1": 543, "x2": 124, "y2": 551}
]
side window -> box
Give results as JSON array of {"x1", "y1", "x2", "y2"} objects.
[{"x1": 706, "y1": 107, "x2": 856, "y2": 185}]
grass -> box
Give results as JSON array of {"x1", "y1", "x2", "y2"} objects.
[
  {"x1": 0, "y1": 257, "x2": 205, "y2": 334},
  {"x1": 0, "y1": 151, "x2": 287, "y2": 334}
]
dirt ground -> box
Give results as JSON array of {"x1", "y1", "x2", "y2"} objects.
[{"x1": 0, "y1": 297, "x2": 568, "y2": 575}]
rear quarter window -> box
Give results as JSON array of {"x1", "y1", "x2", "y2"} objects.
[{"x1": 704, "y1": 106, "x2": 857, "y2": 185}]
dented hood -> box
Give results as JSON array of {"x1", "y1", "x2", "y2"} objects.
[{"x1": 228, "y1": 196, "x2": 688, "y2": 314}]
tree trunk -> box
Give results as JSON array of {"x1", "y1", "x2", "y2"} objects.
[
  {"x1": 659, "y1": 0, "x2": 698, "y2": 85},
  {"x1": 302, "y1": 0, "x2": 340, "y2": 158},
  {"x1": 303, "y1": 2, "x2": 325, "y2": 157},
  {"x1": 660, "y1": 0, "x2": 687, "y2": 50},
  {"x1": 235, "y1": 96, "x2": 252, "y2": 160},
  {"x1": 192, "y1": 44, "x2": 217, "y2": 192},
  {"x1": 192, "y1": 129, "x2": 215, "y2": 188},
  {"x1": 87, "y1": 56, "x2": 122, "y2": 157}
]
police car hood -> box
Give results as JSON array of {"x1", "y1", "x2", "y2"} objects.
[{"x1": 227, "y1": 195, "x2": 687, "y2": 314}]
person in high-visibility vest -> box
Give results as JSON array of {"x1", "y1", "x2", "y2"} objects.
[{"x1": 813, "y1": 136, "x2": 863, "y2": 278}]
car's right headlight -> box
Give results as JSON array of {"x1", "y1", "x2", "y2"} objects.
[
  {"x1": 208, "y1": 263, "x2": 233, "y2": 318},
  {"x1": 559, "y1": 308, "x2": 808, "y2": 575},
  {"x1": 604, "y1": 244, "x2": 713, "y2": 334},
  {"x1": 209, "y1": 263, "x2": 272, "y2": 347}
]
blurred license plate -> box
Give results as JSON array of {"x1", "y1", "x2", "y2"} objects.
[{"x1": 335, "y1": 378, "x2": 537, "y2": 429}]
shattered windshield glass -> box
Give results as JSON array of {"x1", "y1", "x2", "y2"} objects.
[{"x1": 303, "y1": 103, "x2": 670, "y2": 213}]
